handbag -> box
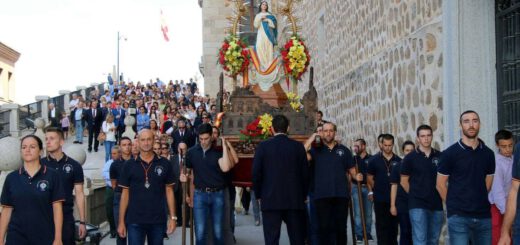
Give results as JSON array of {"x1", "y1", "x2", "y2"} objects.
[{"x1": 97, "y1": 132, "x2": 106, "y2": 142}]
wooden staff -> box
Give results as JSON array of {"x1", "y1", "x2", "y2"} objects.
[
  {"x1": 181, "y1": 155, "x2": 187, "y2": 245},
  {"x1": 189, "y1": 170, "x2": 194, "y2": 245},
  {"x1": 354, "y1": 156, "x2": 369, "y2": 245},
  {"x1": 349, "y1": 198, "x2": 356, "y2": 244}
]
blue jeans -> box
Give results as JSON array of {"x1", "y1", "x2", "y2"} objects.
[
  {"x1": 448, "y1": 215, "x2": 491, "y2": 245},
  {"x1": 75, "y1": 121, "x2": 83, "y2": 143},
  {"x1": 194, "y1": 189, "x2": 225, "y2": 245},
  {"x1": 127, "y1": 223, "x2": 164, "y2": 245},
  {"x1": 113, "y1": 191, "x2": 126, "y2": 245},
  {"x1": 409, "y1": 208, "x2": 444, "y2": 245},
  {"x1": 104, "y1": 140, "x2": 115, "y2": 162},
  {"x1": 250, "y1": 190, "x2": 261, "y2": 222},
  {"x1": 351, "y1": 185, "x2": 373, "y2": 237}
]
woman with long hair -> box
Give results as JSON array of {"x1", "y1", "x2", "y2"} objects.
[{"x1": 102, "y1": 114, "x2": 117, "y2": 162}]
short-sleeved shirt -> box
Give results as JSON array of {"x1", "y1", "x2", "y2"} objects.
[
  {"x1": 186, "y1": 144, "x2": 225, "y2": 189},
  {"x1": 41, "y1": 154, "x2": 84, "y2": 214},
  {"x1": 110, "y1": 158, "x2": 127, "y2": 193},
  {"x1": 401, "y1": 148, "x2": 443, "y2": 211},
  {"x1": 511, "y1": 142, "x2": 520, "y2": 211},
  {"x1": 438, "y1": 140, "x2": 495, "y2": 218},
  {"x1": 352, "y1": 154, "x2": 371, "y2": 185},
  {"x1": 1, "y1": 166, "x2": 65, "y2": 244},
  {"x1": 367, "y1": 153, "x2": 402, "y2": 203},
  {"x1": 390, "y1": 161, "x2": 408, "y2": 214},
  {"x1": 309, "y1": 144, "x2": 355, "y2": 200},
  {"x1": 119, "y1": 155, "x2": 175, "y2": 224}
]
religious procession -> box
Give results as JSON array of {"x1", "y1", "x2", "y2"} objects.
[{"x1": 1, "y1": 0, "x2": 520, "y2": 245}]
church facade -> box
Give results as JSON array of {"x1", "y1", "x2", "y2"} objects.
[{"x1": 200, "y1": 0, "x2": 519, "y2": 153}]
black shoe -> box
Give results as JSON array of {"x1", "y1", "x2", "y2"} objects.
[
  {"x1": 88, "y1": 149, "x2": 92, "y2": 153},
  {"x1": 163, "y1": 233, "x2": 169, "y2": 240},
  {"x1": 94, "y1": 149, "x2": 98, "y2": 152},
  {"x1": 73, "y1": 141, "x2": 78, "y2": 144},
  {"x1": 79, "y1": 142, "x2": 83, "y2": 144},
  {"x1": 367, "y1": 234, "x2": 374, "y2": 241}
]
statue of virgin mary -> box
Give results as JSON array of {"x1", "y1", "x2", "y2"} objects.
[{"x1": 254, "y1": 1, "x2": 277, "y2": 69}]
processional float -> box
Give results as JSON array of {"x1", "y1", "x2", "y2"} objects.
[{"x1": 183, "y1": 0, "x2": 368, "y2": 244}]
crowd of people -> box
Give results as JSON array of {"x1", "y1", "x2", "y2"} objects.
[{"x1": 1, "y1": 77, "x2": 520, "y2": 245}]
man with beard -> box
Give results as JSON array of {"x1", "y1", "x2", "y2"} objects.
[
  {"x1": 437, "y1": 110, "x2": 495, "y2": 245},
  {"x1": 41, "y1": 128, "x2": 87, "y2": 244},
  {"x1": 367, "y1": 134, "x2": 401, "y2": 245},
  {"x1": 304, "y1": 122, "x2": 362, "y2": 244},
  {"x1": 117, "y1": 129, "x2": 177, "y2": 244}
]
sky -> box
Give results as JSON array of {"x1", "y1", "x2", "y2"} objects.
[{"x1": 0, "y1": 0, "x2": 203, "y2": 104}]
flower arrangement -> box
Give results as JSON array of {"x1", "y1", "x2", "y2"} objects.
[
  {"x1": 286, "y1": 92, "x2": 303, "y2": 112},
  {"x1": 281, "y1": 35, "x2": 311, "y2": 81},
  {"x1": 239, "y1": 113, "x2": 273, "y2": 142},
  {"x1": 218, "y1": 35, "x2": 250, "y2": 77}
]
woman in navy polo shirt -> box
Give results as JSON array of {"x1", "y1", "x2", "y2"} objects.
[{"x1": 0, "y1": 135, "x2": 65, "y2": 245}]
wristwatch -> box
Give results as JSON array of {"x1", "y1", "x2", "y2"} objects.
[
  {"x1": 79, "y1": 221, "x2": 86, "y2": 225},
  {"x1": 170, "y1": 216, "x2": 178, "y2": 221}
]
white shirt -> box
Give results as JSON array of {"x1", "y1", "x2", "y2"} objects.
[
  {"x1": 102, "y1": 159, "x2": 113, "y2": 187},
  {"x1": 102, "y1": 121, "x2": 117, "y2": 142},
  {"x1": 70, "y1": 99, "x2": 79, "y2": 109}
]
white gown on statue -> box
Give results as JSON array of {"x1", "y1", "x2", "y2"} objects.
[
  {"x1": 251, "y1": 12, "x2": 284, "y2": 91},
  {"x1": 254, "y1": 12, "x2": 275, "y2": 69}
]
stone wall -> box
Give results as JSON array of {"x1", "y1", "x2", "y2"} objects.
[
  {"x1": 200, "y1": 0, "x2": 233, "y2": 96},
  {"x1": 295, "y1": 0, "x2": 444, "y2": 154}
]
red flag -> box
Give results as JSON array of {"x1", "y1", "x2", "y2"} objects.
[{"x1": 160, "y1": 10, "x2": 169, "y2": 42}]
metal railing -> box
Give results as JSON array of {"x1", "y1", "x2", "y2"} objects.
[{"x1": 0, "y1": 83, "x2": 105, "y2": 139}]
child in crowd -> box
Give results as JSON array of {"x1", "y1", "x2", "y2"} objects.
[
  {"x1": 489, "y1": 129, "x2": 515, "y2": 245},
  {"x1": 60, "y1": 111, "x2": 70, "y2": 139}
]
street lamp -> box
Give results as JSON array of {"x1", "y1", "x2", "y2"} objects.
[{"x1": 117, "y1": 31, "x2": 127, "y2": 84}]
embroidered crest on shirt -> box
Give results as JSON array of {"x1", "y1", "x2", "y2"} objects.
[
  {"x1": 432, "y1": 157, "x2": 440, "y2": 167},
  {"x1": 155, "y1": 166, "x2": 164, "y2": 176},
  {"x1": 392, "y1": 161, "x2": 398, "y2": 166},
  {"x1": 63, "y1": 164, "x2": 73, "y2": 174},
  {"x1": 37, "y1": 180, "x2": 49, "y2": 192},
  {"x1": 336, "y1": 149, "x2": 345, "y2": 157}
]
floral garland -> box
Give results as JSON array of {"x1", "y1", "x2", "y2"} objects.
[
  {"x1": 281, "y1": 35, "x2": 311, "y2": 81},
  {"x1": 286, "y1": 92, "x2": 303, "y2": 112},
  {"x1": 239, "y1": 113, "x2": 273, "y2": 142},
  {"x1": 218, "y1": 35, "x2": 250, "y2": 77}
]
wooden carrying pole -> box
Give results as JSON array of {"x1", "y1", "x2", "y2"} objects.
[
  {"x1": 354, "y1": 157, "x2": 369, "y2": 245},
  {"x1": 181, "y1": 157, "x2": 187, "y2": 245}
]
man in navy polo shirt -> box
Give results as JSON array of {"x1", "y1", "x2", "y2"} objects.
[
  {"x1": 367, "y1": 133, "x2": 401, "y2": 245},
  {"x1": 185, "y1": 123, "x2": 233, "y2": 245},
  {"x1": 437, "y1": 110, "x2": 495, "y2": 245},
  {"x1": 110, "y1": 136, "x2": 132, "y2": 245},
  {"x1": 42, "y1": 127, "x2": 86, "y2": 245},
  {"x1": 304, "y1": 122, "x2": 362, "y2": 244},
  {"x1": 400, "y1": 125, "x2": 443, "y2": 245},
  {"x1": 117, "y1": 129, "x2": 177, "y2": 245},
  {"x1": 351, "y1": 138, "x2": 374, "y2": 242},
  {"x1": 498, "y1": 141, "x2": 520, "y2": 245}
]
